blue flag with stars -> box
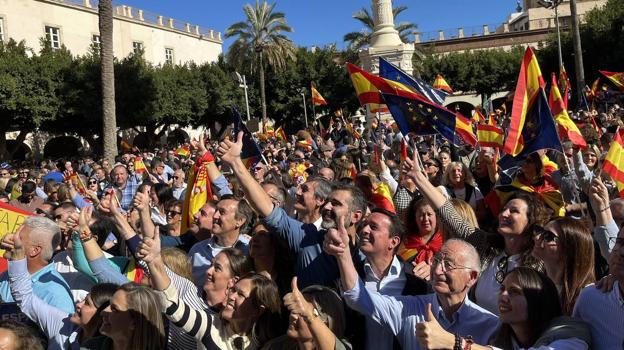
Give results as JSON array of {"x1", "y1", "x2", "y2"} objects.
[
  {"x1": 232, "y1": 107, "x2": 263, "y2": 169},
  {"x1": 379, "y1": 57, "x2": 448, "y2": 106},
  {"x1": 498, "y1": 89, "x2": 562, "y2": 169},
  {"x1": 380, "y1": 92, "x2": 464, "y2": 145}
]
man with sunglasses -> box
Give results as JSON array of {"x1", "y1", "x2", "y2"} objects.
[
  {"x1": 325, "y1": 231, "x2": 499, "y2": 350},
  {"x1": 171, "y1": 169, "x2": 187, "y2": 200}
]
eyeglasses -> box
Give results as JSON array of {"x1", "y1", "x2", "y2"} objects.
[
  {"x1": 228, "y1": 286, "x2": 250, "y2": 301},
  {"x1": 496, "y1": 255, "x2": 509, "y2": 284},
  {"x1": 424, "y1": 162, "x2": 438, "y2": 168},
  {"x1": 432, "y1": 253, "x2": 472, "y2": 273},
  {"x1": 167, "y1": 210, "x2": 182, "y2": 217},
  {"x1": 535, "y1": 226, "x2": 559, "y2": 243},
  {"x1": 88, "y1": 180, "x2": 98, "y2": 185}
]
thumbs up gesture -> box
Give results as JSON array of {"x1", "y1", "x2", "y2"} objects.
[
  {"x1": 283, "y1": 277, "x2": 315, "y2": 322},
  {"x1": 415, "y1": 303, "x2": 455, "y2": 349},
  {"x1": 1, "y1": 225, "x2": 25, "y2": 260},
  {"x1": 217, "y1": 131, "x2": 244, "y2": 165},
  {"x1": 132, "y1": 186, "x2": 150, "y2": 213},
  {"x1": 137, "y1": 225, "x2": 161, "y2": 264}
]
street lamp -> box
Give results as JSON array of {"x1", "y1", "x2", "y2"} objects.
[
  {"x1": 538, "y1": 0, "x2": 564, "y2": 72},
  {"x1": 298, "y1": 87, "x2": 309, "y2": 128},
  {"x1": 233, "y1": 71, "x2": 251, "y2": 121}
]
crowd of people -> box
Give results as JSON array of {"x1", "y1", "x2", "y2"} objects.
[{"x1": 0, "y1": 102, "x2": 621, "y2": 350}]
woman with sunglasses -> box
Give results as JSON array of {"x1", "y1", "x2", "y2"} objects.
[
  {"x1": 138, "y1": 228, "x2": 283, "y2": 349},
  {"x1": 532, "y1": 218, "x2": 595, "y2": 315},
  {"x1": 416, "y1": 267, "x2": 591, "y2": 350},
  {"x1": 164, "y1": 200, "x2": 184, "y2": 237},
  {"x1": 401, "y1": 151, "x2": 547, "y2": 315}
]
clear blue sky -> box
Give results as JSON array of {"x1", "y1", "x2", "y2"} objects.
[{"x1": 119, "y1": 0, "x2": 518, "y2": 50}]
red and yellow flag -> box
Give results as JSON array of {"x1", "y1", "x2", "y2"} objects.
[
  {"x1": 558, "y1": 67, "x2": 571, "y2": 109},
  {"x1": 400, "y1": 138, "x2": 408, "y2": 162},
  {"x1": 472, "y1": 108, "x2": 486, "y2": 124},
  {"x1": 503, "y1": 47, "x2": 546, "y2": 156},
  {"x1": 181, "y1": 152, "x2": 214, "y2": 232},
  {"x1": 548, "y1": 72, "x2": 586, "y2": 148},
  {"x1": 311, "y1": 85, "x2": 328, "y2": 106},
  {"x1": 455, "y1": 113, "x2": 477, "y2": 146},
  {"x1": 477, "y1": 124, "x2": 504, "y2": 149},
  {"x1": 275, "y1": 126, "x2": 287, "y2": 142},
  {"x1": 120, "y1": 139, "x2": 133, "y2": 152},
  {"x1": 603, "y1": 129, "x2": 624, "y2": 198},
  {"x1": 599, "y1": 70, "x2": 624, "y2": 91},
  {"x1": 370, "y1": 182, "x2": 396, "y2": 213},
  {"x1": 587, "y1": 78, "x2": 600, "y2": 102},
  {"x1": 134, "y1": 156, "x2": 147, "y2": 174},
  {"x1": 175, "y1": 145, "x2": 191, "y2": 157},
  {"x1": 433, "y1": 74, "x2": 453, "y2": 93},
  {"x1": 346, "y1": 63, "x2": 422, "y2": 109}
]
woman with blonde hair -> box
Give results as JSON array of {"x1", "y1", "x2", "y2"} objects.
[
  {"x1": 160, "y1": 247, "x2": 194, "y2": 282},
  {"x1": 443, "y1": 161, "x2": 485, "y2": 212}
]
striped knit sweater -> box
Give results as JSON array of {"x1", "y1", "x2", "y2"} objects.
[{"x1": 161, "y1": 281, "x2": 258, "y2": 350}]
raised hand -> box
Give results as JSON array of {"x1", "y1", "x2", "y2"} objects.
[
  {"x1": 401, "y1": 145, "x2": 428, "y2": 185},
  {"x1": 137, "y1": 225, "x2": 161, "y2": 264},
  {"x1": 216, "y1": 131, "x2": 243, "y2": 165},
  {"x1": 78, "y1": 205, "x2": 94, "y2": 232},
  {"x1": 283, "y1": 277, "x2": 315, "y2": 321},
  {"x1": 411, "y1": 260, "x2": 432, "y2": 282},
  {"x1": 589, "y1": 177, "x2": 609, "y2": 211},
  {"x1": 132, "y1": 186, "x2": 150, "y2": 213},
  {"x1": 415, "y1": 303, "x2": 454, "y2": 349},
  {"x1": 1, "y1": 225, "x2": 25, "y2": 260},
  {"x1": 322, "y1": 215, "x2": 350, "y2": 258}
]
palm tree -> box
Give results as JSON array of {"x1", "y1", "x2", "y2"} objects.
[
  {"x1": 226, "y1": 1, "x2": 296, "y2": 121},
  {"x1": 343, "y1": 5, "x2": 417, "y2": 50},
  {"x1": 99, "y1": 0, "x2": 117, "y2": 162}
]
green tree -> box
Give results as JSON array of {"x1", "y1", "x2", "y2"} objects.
[
  {"x1": 0, "y1": 39, "x2": 70, "y2": 159},
  {"x1": 421, "y1": 47, "x2": 524, "y2": 100},
  {"x1": 343, "y1": 5, "x2": 417, "y2": 50},
  {"x1": 225, "y1": 0, "x2": 297, "y2": 121}
]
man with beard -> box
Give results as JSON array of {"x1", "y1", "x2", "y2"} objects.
[
  {"x1": 188, "y1": 195, "x2": 253, "y2": 287},
  {"x1": 217, "y1": 132, "x2": 366, "y2": 288}
]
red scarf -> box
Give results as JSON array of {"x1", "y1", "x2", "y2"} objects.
[{"x1": 398, "y1": 231, "x2": 444, "y2": 264}]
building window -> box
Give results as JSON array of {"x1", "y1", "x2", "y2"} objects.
[
  {"x1": 45, "y1": 26, "x2": 61, "y2": 49},
  {"x1": 132, "y1": 41, "x2": 143, "y2": 54},
  {"x1": 165, "y1": 47, "x2": 174, "y2": 64},
  {"x1": 0, "y1": 17, "x2": 4, "y2": 43},
  {"x1": 92, "y1": 34, "x2": 100, "y2": 49}
]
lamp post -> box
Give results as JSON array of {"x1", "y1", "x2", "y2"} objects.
[
  {"x1": 298, "y1": 88, "x2": 309, "y2": 128},
  {"x1": 538, "y1": 0, "x2": 563, "y2": 72},
  {"x1": 233, "y1": 71, "x2": 251, "y2": 121}
]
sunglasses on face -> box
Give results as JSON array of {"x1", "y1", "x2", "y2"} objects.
[
  {"x1": 424, "y1": 162, "x2": 438, "y2": 168},
  {"x1": 535, "y1": 227, "x2": 559, "y2": 244},
  {"x1": 167, "y1": 210, "x2": 182, "y2": 217},
  {"x1": 88, "y1": 180, "x2": 97, "y2": 185}
]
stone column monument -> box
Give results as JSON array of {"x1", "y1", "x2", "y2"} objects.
[{"x1": 359, "y1": 0, "x2": 415, "y2": 75}]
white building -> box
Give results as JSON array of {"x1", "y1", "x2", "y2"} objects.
[{"x1": 0, "y1": 0, "x2": 223, "y2": 65}]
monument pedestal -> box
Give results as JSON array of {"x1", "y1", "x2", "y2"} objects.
[{"x1": 359, "y1": 42, "x2": 415, "y2": 123}]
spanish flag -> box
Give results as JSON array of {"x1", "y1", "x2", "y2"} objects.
[
  {"x1": 400, "y1": 138, "x2": 408, "y2": 162},
  {"x1": 455, "y1": 113, "x2": 477, "y2": 146},
  {"x1": 602, "y1": 129, "x2": 624, "y2": 198},
  {"x1": 503, "y1": 47, "x2": 561, "y2": 156},
  {"x1": 275, "y1": 126, "x2": 287, "y2": 143},
  {"x1": 175, "y1": 145, "x2": 191, "y2": 157},
  {"x1": 599, "y1": 70, "x2": 624, "y2": 91},
  {"x1": 558, "y1": 67, "x2": 571, "y2": 109},
  {"x1": 472, "y1": 108, "x2": 486, "y2": 124},
  {"x1": 477, "y1": 124, "x2": 504, "y2": 149},
  {"x1": 181, "y1": 151, "x2": 214, "y2": 232},
  {"x1": 433, "y1": 74, "x2": 453, "y2": 93},
  {"x1": 120, "y1": 139, "x2": 133, "y2": 152},
  {"x1": 311, "y1": 85, "x2": 328, "y2": 106},
  {"x1": 548, "y1": 72, "x2": 586, "y2": 148},
  {"x1": 370, "y1": 182, "x2": 396, "y2": 213},
  {"x1": 134, "y1": 156, "x2": 147, "y2": 174},
  {"x1": 346, "y1": 63, "x2": 422, "y2": 108},
  {"x1": 587, "y1": 78, "x2": 600, "y2": 102}
]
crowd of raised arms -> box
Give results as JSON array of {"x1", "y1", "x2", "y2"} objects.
[{"x1": 0, "y1": 103, "x2": 622, "y2": 350}]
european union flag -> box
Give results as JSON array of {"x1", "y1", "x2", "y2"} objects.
[
  {"x1": 498, "y1": 90, "x2": 562, "y2": 169},
  {"x1": 381, "y1": 93, "x2": 462, "y2": 145},
  {"x1": 232, "y1": 107, "x2": 263, "y2": 169},
  {"x1": 379, "y1": 57, "x2": 448, "y2": 105}
]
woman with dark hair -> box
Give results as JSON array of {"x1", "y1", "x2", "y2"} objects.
[
  {"x1": 397, "y1": 198, "x2": 443, "y2": 265},
  {"x1": 416, "y1": 267, "x2": 591, "y2": 350},
  {"x1": 249, "y1": 223, "x2": 295, "y2": 297},
  {"x1": 4, "y1": 229, "x2": 117, "y2": 349},
  {"x1": 0, "y1": 319, "x2": 46, "y2": 350},
  {"x1": 402, "y1": 153, "x2": 549, "y2": 315},
  {"x1": 150, "y1": 183, "x2": 174, "y2": 226},
  {"x1": 164, "y1": 199, "x2": 184, "y2": 236},
  {"x1": 532, "y1": 218, "x2": 595, "y2": 315},
  {"x1": 139, "y1": 230, "x2": 282, "y2": 349},
  {"x1": 262, "y1": 279, "x2": 351, "y2": 350}
]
